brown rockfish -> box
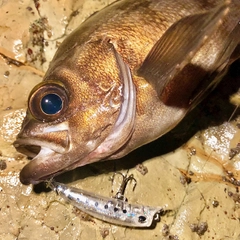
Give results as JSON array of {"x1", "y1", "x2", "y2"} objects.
[{"x1": 14, "y1": 0, "x2": 240, "y2": 184}]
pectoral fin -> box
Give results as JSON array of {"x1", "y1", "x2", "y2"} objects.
[
  {"x1": 230, "y1": 44, "x2": 240, "y2": 64},
  {"x1": 214, "y1": 22, "x2": 240, "y2": 70},
  {"x1": 138, "y1": 4, "x2": 229, "y2": 102},
  {"x1": 187, "y1": 21, "x2": 240, "y2": 106}
]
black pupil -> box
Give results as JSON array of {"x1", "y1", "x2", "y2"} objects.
[{"x1": 41, "y1": 93, "x2": 62, "y2": 115}]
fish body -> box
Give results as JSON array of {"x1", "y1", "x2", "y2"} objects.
[{"x1": 14, "y1": 0, "x2": 240, "y2": 184}]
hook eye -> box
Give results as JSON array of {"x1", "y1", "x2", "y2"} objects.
[{"x1": 28, "y1": 81, "x2": 69, "y2": 122}]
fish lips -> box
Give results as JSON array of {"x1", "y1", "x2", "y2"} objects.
[{"x1": 14, "y1": 138, "x2": 71, "y2": 185}]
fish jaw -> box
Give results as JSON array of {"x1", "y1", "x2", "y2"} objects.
[
  {"x1": 14, "y1": 119, "x2": 102, "y2": 185},
  {"x1": 19, "y1": 148, "x2": 66, "y2": 185},
  {"x1": 14, "y1": 120, "x2": 71, "y2": 184}
]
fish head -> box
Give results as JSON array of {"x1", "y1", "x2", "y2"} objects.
[{"x1": 14, "y1": 41, "x2": 136, "y2": 185}]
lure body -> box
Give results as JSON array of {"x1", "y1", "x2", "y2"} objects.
[
  {"x1": 49, "y1": 181, "x2": 163, "y2": 227},
  {"x1": 14, "y1": 0, "x2": 240, "y2": 184}
]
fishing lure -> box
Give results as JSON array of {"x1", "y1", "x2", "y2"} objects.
[
  {"x1": 110, "y1": 171, "x2": 137, "y2": 200},
  {"x1": 47, "y1": 180, "x2": 165, "y2": 227}
]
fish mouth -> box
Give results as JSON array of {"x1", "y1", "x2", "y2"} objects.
[
  {"x1": 16, "y1": 143, "x2": 41, "y2": 159},
  {"x1": 14, "y1": 138, "x2": 70, "y2": 185},
  {"x1": 14, "y1": 137, "x2": 68, "y2": 159}
]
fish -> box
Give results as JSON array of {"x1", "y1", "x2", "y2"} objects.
[{"x1": 14, "y1": 0, "x2": 240, "y2": 185}]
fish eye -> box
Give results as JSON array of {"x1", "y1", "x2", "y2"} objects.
[
  {"x1": 41, "y1": 93, "x2": 62, "y2": 115},
  {"x1": 28, "y1": 81, "x2": 68, "y2": 122}
]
